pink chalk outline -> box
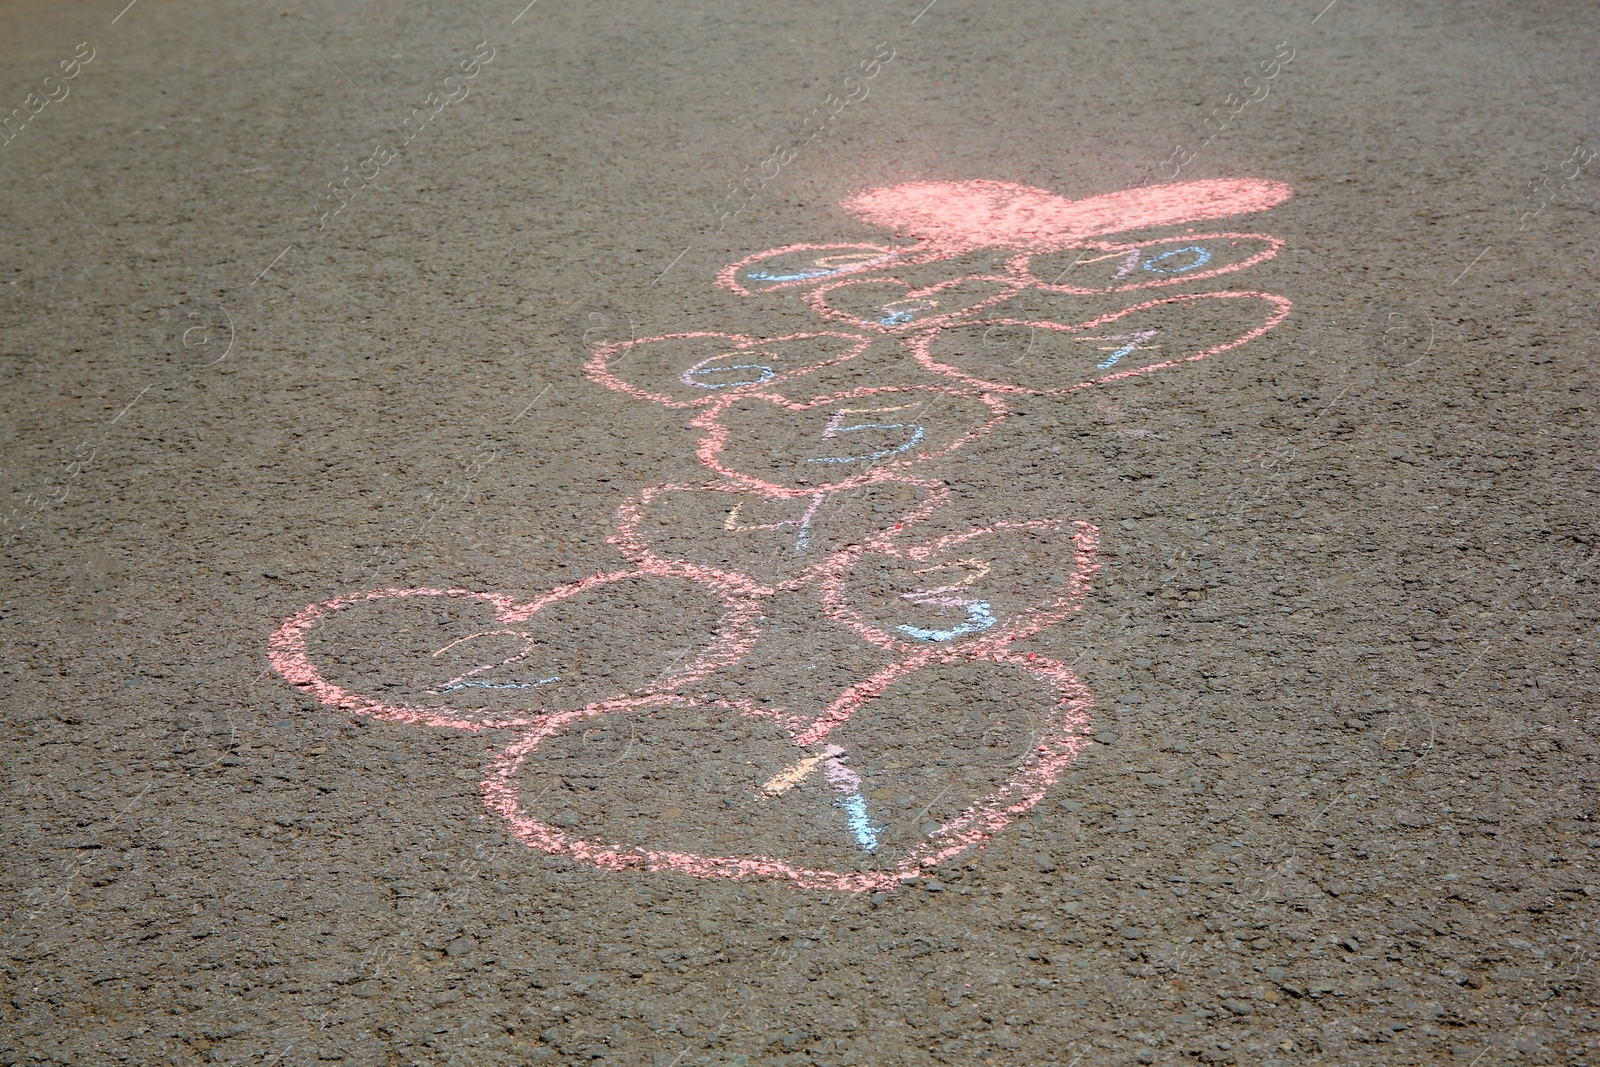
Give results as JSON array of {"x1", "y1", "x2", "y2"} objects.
[
  {"x1": 481, "y1": 646, "x2": 1097, "y2": 891},
  {"x1": 267, "y1": 572, "x2": 763, "y2": 734},
  {"x1": 818, "y1": 520, "x2": 1101, "y2": 654},
  {"x1": 716, "y1": 242, "x2": 907, "y2": 297},
  {"x1": 584, "y1": 330, "x2": 873, "y2": 410},
  {"x1": 804, "y1": 273, "x2": 1026, "y2": 335},
  {"x1": 905, "y1": 290, "x2": 1294, "y2": 397},
  {"x1": 1010, "y1": 232, "x2": 1286, "y2": 294},
  {"x1": 268, "y1": 173, "x2": 1298, "y2": 892},
  {"x1": 482, "y1": 695, "x2": 915, "y2": 893},
  {"x1": 608, "y1": 477, "x2": 954, "y2": 595},
  {"x1": 692, "y1": 385, "x2": 1009, "y2": 499}
]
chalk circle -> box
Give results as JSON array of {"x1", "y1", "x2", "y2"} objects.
[
  {"x1": 818, "y1": 520, "x2": 1101, "y2": 653},
  {"x1": 481, "y1": 648, "x2": 1096, "y2": 892},
  {"x1": 907, "y1": 290, "x2": 1293, "y2": 397},
  {"x1": 584, "y1": 330, "x2": 872, "y2": 409},
  {"x1": 1014, "y1": 233, "x2": 1284, "y2": 295},
  {"x1": 806, "y1": 274, "x2": 1025, "y2": 334},
  {"x1": 691, "y1": 384, "x2": 1009, "y2": 498},
  {"x1": 266, "y1": 571, "x2": 764, "y2": 734},
  {"x1": 716, "y1": 242, "x2": 906, "y2": 297},
  {"x1": 609, "y1": 478, "x2": 954, "y2": 595}
]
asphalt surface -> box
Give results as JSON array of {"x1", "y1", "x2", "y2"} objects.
[{"x1": 1, "y1": 0, "x2": 1598, "y2": 1064}]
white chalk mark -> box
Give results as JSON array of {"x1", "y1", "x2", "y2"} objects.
[
  {"x1": 1464, "y1": 0, "x2": 1558, "y2": 91},
  {"x1": 1449, "y1": 245, "x2": 1491, "y2": 287},
  {"x1": 511, "y1": 382, "x2": 554, "y2": 423},
  {"x1": 252, "y1": 244, "x2": 294, "y2": 286},
  {"x1": 653, "y1": 243, "x2": 693, "y2": 286},
  {"x1": 1048, "y1": 249, "x2": 1090, "y2": 285},
  {"x1": 264, "y1": 0, "x2": 364, "y2": 90},
  {"x1": 105, "y1": 384, "x2": 153, "y2": 431},
  {"x1": 661, "y1": 0, "x2": 760, "y2": 92},
  {"x1": 441, "y1": 676, "x2": 559, "y2": 692}
]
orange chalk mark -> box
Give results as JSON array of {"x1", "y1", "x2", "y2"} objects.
[
  {"x1": 833, "y1": 402, "x2": 924, "y2": 415},
  {"x1": 760, "y1": 753, "x2": 829, "y2": 797},
  {"x1": 1069, "y1": 250, "x2": 1138, "y2": 266},
  {"x1": 907, "y1": 558, "x2": 991, "y2": 592}
]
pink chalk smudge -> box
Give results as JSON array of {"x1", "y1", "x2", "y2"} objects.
[{"x1": 820, "y1": 745, "x2": 863, "y2": 793}]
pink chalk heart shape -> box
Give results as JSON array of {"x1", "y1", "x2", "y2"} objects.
[
  {"x1": 481, "y1": 646, "x2": 1098, "y2": 892},
  {"x1": 716, "y1": 242, "x2": 906, "y2": 297},
  {"x1": 806, "y1": 274, "x2": 1024, "y2": 334},
  {"x1": 267, "y1": 573, "x2": 763, "y2": 733},
  {"x1": 819, "y1": 520, "x2": 1101, "y2": 653},
  {"x1": 1014, "y1": 232, "x2": 1285, "y2": 294},
  {"x1": 841, "y1": 178, "x2": 1293, "y2": 251},
  {"x1": 608, "y1": 478, "x2": 953, "y2": 594},
  {"x1": 584, "y1": 331, "x2": 872, "y2": 409},
  {"x1": 908, "y1": 290, "x2": 1293, "y2": 396},
  {"x1": 692, "y1": 385, "x2": 1009, "y2": 498}
]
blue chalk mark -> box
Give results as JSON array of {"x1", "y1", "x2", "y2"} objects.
[
  {"x1": 838, "y1": 792, "x2": 881, "y2": 851},
  {"x1": 877, "y1": 300, "x2": 938, "y2": 326},
  {"x1": 806, "y1": 423, "x2": 925, "y2": 464},
  {"x1": 1087, "y1": 329, "x2": 1161, "y2": 370},
  {"x1": 896, "y1": 601, "x2": 996, "y2": 642},
  {"x1": 442, "y1": 676, "x2": 561, "y2": 692},
  {"x1": 684, "y1": 363, "x2": 776, "y2": 389},
  {"x1": 794, "y1": 493, "x2": 825, "y2": 553},
  {"x1": 748, "y1": 268, "x2": 836, "y2": 282},
  {"x1": 1142, "y1": 246, "x2": 1212, "y2": 275},
  {"x1": 1097, "y1": 341, "x2": 1139, "y2": 370}
]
